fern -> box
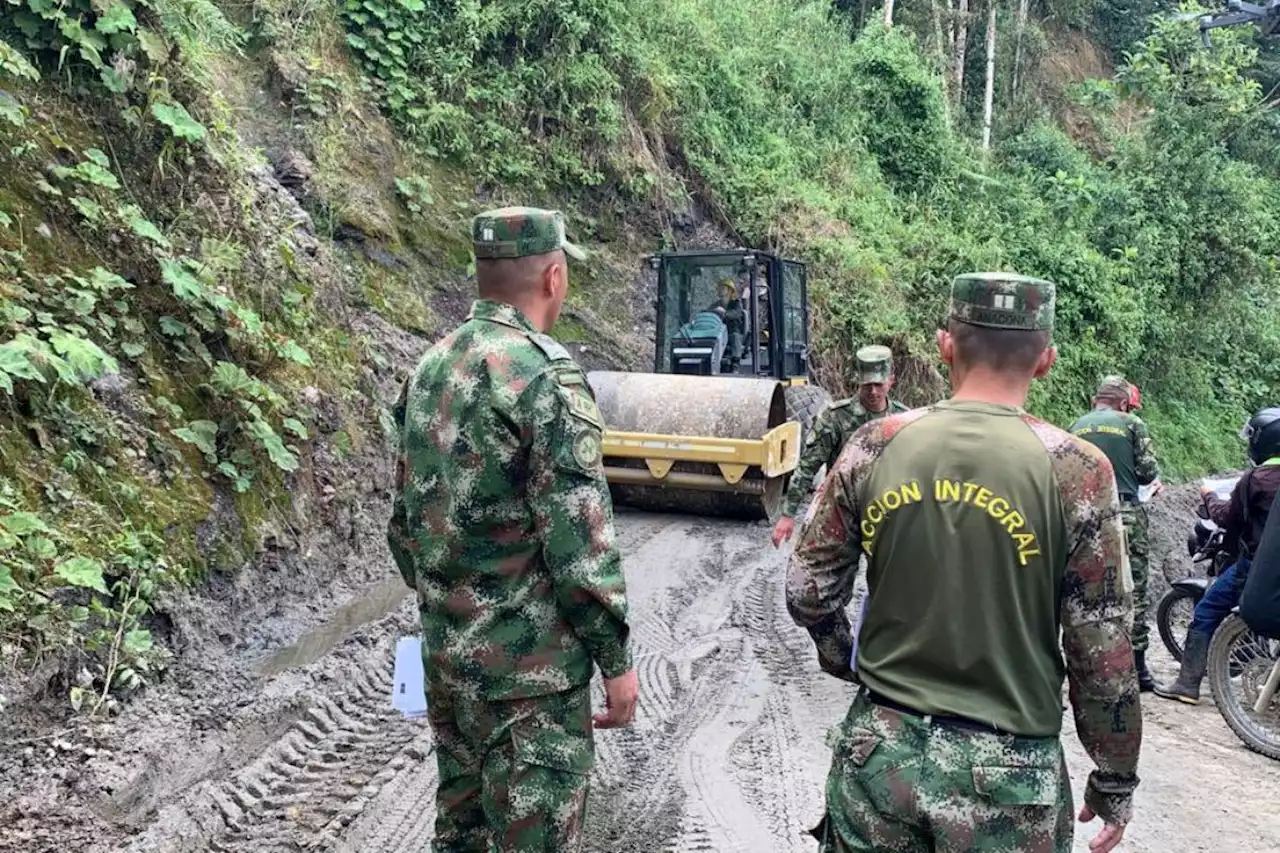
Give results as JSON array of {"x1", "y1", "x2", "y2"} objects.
[{"x1": 148, "y1": 0, "x2": 245, "y2": 55}]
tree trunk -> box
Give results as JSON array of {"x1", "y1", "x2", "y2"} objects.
[
  {"x1": 1012, "y1": 0, "x2": 1029, "y2": 98},
  {"x1": 884, "y1": 0, "x2": 895, "y2": 27},
  {"x1": 932, "y1": 0, "x2": 952, "y2": 125},
  {"x1": 953, "y1": 0, "x2": 969, "y2": 106},
  {"x1": 982, "y1": 1, "x2": 997, "y2": 151},
  {"x1": 948, "y1": 0, "x2": 956, "y2": 53}
]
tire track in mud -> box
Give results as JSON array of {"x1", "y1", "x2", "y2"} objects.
[
  {"x1": 332, "y1": 739, "x2": 438, "y2": 853},
  {"x1": 203, "y1": 659, "x2": 426, "y2": 853},
  {"x1": 583, "y1": 518, "x2": 840, "y2": 853},
  {"x1": 115, "y1": 514, "x2": 839, "y2": 853},
  {"x1": 116, "y1": 631, "x2": 428, "y2": 853}
]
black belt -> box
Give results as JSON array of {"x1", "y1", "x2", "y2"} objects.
[{"x1": 863, "y1": 689, "x2": 1005, "y2": 735}]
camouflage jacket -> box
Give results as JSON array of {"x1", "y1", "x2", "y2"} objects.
[
  {"x1": 387, "y1": 299, "x2": 632, "y2": 702},
  {"x1": 785, "y1": 404, "x2": 1141, "y2": 825},
  {"x1": 780, "y1": 397, "x2": 908, "y2": 518}
]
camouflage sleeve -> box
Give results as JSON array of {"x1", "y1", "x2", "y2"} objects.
[
  {"x1": 1035, "y1": 422, "x2": 1141, "y2": 826},
  {"x1": 1130, "y1": 417, "x2": 1159, "y2": 486},
  {"x1": 386, "y1": 377, "x2": 417, "y2": 589},
  {"x1": 781, "y1": 409, "x2": 840, "y2": 518},
  {"x1": 524, "y1": 365, "x2": 633, "y2": 679},
  {"x1": 785, "y1": 416, "x2": 907, "y2": 681}
]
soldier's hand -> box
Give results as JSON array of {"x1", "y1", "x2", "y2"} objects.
[
  {"x1": 1077, "y1": 805, "x2": 1126, "y2": 853},
  {"x1": 594, "y1": 669, "x2": 639, "y2": 729},
  {"x1": 771, "y1": 516, "x2": 796, "y2": 547}
]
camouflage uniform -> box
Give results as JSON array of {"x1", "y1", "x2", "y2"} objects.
[
  {"x1": 1068, "y1": 378, "x2": 1160, "y2": 664},
  {"x1": 787, "y1": 273, "x2": 1141, "y2": 852},
  {"x1": 780, "y1": 345, "x2": 908, "y2": 519},
  {"x1": 387, "y1": 207, "x2": 632, "y2": 853}
]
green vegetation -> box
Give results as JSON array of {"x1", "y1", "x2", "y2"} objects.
[
  {"x1": 0, "y1": 0, "x2": 377, "y2": 711},
  {"x1": 335, "y1": 0, "x2": 1280, "y2": 477},
  {"x1": 4, "y1": 0, "x2": 1279, "y2": 710}
]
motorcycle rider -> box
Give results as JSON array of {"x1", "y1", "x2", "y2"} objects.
[
  {"x1": 1068, "y1": 375, "x2": 1161, "y2": 691},
  {"x1": 1155, "y1": 407, "x2": 1280, "y2": 704}
]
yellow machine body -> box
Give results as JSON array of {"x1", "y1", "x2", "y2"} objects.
[{"x1": 586, "y1": 371, "x2": 803, "y2": 519}]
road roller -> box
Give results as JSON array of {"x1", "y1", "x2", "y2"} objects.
[{"x1": 586, "y1": 248, "x2": 832, "y2": 520}]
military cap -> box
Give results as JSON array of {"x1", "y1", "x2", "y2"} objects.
[
  {"x1": 855, "y1": 344, "x2": 893, "y2": 384},
  {"x1": 949, "y1": 272, "x2": 1055, "y2": 332},
  {"x1": 1096, "y1": 374, "x2": 1132, "y2": 398},
  {"x1": 471, "y1": 206, "x2": 585, "y2": 261}
]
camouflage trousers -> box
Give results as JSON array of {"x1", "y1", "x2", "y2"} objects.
[
  {"x1": 1121, "y1": 503, "x2": 1150, "y2": 653},
  {"x1": 810, "y1": 690, "x2": 1073, "y2": 853},
  {"x1": 427, "y1": 683, "x2": 594, "y2": 853}
]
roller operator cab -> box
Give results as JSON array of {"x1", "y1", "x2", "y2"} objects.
[
  {"x1": 585, "y1": 249, "x2": 833, "y2": 521},
  {"x1": 651, "y1": 249, "x2": 813, "y2": 381}
]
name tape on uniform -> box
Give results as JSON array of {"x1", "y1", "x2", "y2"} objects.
[{"x1": 1072, "y1": 425, "x2": 1127, "y2": 438}]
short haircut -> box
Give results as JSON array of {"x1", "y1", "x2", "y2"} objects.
[
  {"x1": 1094, "y1": 387, "x2": 1129, "y2": 406},
  {"x1": 476, "y1": 253, "x2": 554, "y2": 300},
  {"x1": 949, "y1": 319, "x2": 1050, "y2": 375}
]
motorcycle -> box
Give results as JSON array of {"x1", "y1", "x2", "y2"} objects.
[
  {"x1": 1156, "y1": 476, "x2": 1239, "y2": 662},
  {"x1": 1207, "y1": 608, "x2": 1280, "y2": 760}
]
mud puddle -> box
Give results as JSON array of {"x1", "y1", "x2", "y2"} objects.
[{"x1": 256, "y1": 576, "x2": 411, "y2": 677}]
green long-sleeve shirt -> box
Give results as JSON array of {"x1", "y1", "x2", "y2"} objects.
[{"x1": 781, "y1": 397, "x2": 907, "y2": 517}]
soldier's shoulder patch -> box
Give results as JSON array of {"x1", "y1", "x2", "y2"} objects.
[
  {"x1": 529, "y1": 332, "x2": 573, "y2": 363},
  {"x1": 552, "y1": 367, "x2": 603, "y2": 430},
  {"x1": 572, "y1": 426, "x2": 603, "y2": 470}
]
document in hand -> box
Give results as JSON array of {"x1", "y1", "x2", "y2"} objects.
[
  {"x1": 392, "y1": 635, "x2": 428, "y2": 718},
  {"x1": 849, "y1": 595, "x2": 869, "y2": 673}
]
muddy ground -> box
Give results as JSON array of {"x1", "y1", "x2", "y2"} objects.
[{"x1": 2, "y1": 482, "x2": 1278, "y2": 853}]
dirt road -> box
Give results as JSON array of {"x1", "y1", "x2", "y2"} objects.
[{"x1": 3, "y1": 509, "x2": 1277, "y2": 853}]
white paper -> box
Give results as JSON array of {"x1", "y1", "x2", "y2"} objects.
[
  {"x1": 849, "y1": 595, "x2": 869, "y2": 672},
  {"x1": 1201, "y1": 476, "x2": 1240, "y2": 503},
  {"x1": 391, "y1": 636, "x2": 428, "y2": 718}
]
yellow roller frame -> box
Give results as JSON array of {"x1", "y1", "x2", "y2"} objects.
[{"x1": 600, "y1": 420, "x2": 802, "y2": 488}]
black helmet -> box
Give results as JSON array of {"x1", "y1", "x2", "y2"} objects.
[{"x1": 1241, "y1": 407, "x2": 1280, "y2": 464}]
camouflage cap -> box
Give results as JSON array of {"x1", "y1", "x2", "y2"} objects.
[
  {"x1": 855, "y1": 344, "x2": 893, "y2": 384},
  {"x1": 949, "y1": 272, "x2": 1055, "y2": 332},
  {"x1": 1096, "y1": 374, "x2": 1132, "y2": 399},
  {"x1": 471, "y1": 206, "x2": 585, "y2": 261}
]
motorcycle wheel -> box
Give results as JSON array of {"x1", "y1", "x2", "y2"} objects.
[
  {"x1": 1207, "y1": 614, "x2": 1280, "y2": 762},
  {"x1": 1156, "y1": 587, "x2": 1200, "y2": 663}
]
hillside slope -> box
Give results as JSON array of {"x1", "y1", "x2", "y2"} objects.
[{"x1": 2, "y1": 0, "x2": 1279, "y2": 747}]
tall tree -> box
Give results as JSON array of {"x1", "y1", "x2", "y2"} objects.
[
  {"x1": 982, "y1": 0, "x2": 997, "y2": 150},
  {"x1": 932, "y1": 0, "x2": 952, "y2": 121},
  {"x1": 1012, "y1": 0, "x2": 1029, "y2": 98},
  {"x1": 953, "y1": 0, "x2": 970, "y2": 104}
]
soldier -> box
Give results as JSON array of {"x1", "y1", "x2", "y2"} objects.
[
  {"x1": 1068, "y1": 375, "x2": 1162, "y2": 692},
  {"x1": 786, "y1": 272, "x2": 1141, "y2": 853},
  {"x1": 771, "y1": 345, "x2": 907, "y2": 547},
  {"x1": 387, "y1": 206, "x2": 638, "y2": 853}
]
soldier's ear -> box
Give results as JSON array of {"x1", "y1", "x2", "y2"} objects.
[
  {"x1": 541, "y1": 258, "x2": 565, "y2": 300},
  {"x1": 935, "y1": 328, "x2": 954, "y2": 367},
  {"x1": 1033, "y1": 344, "x2": 1057, "y2": 379}
]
